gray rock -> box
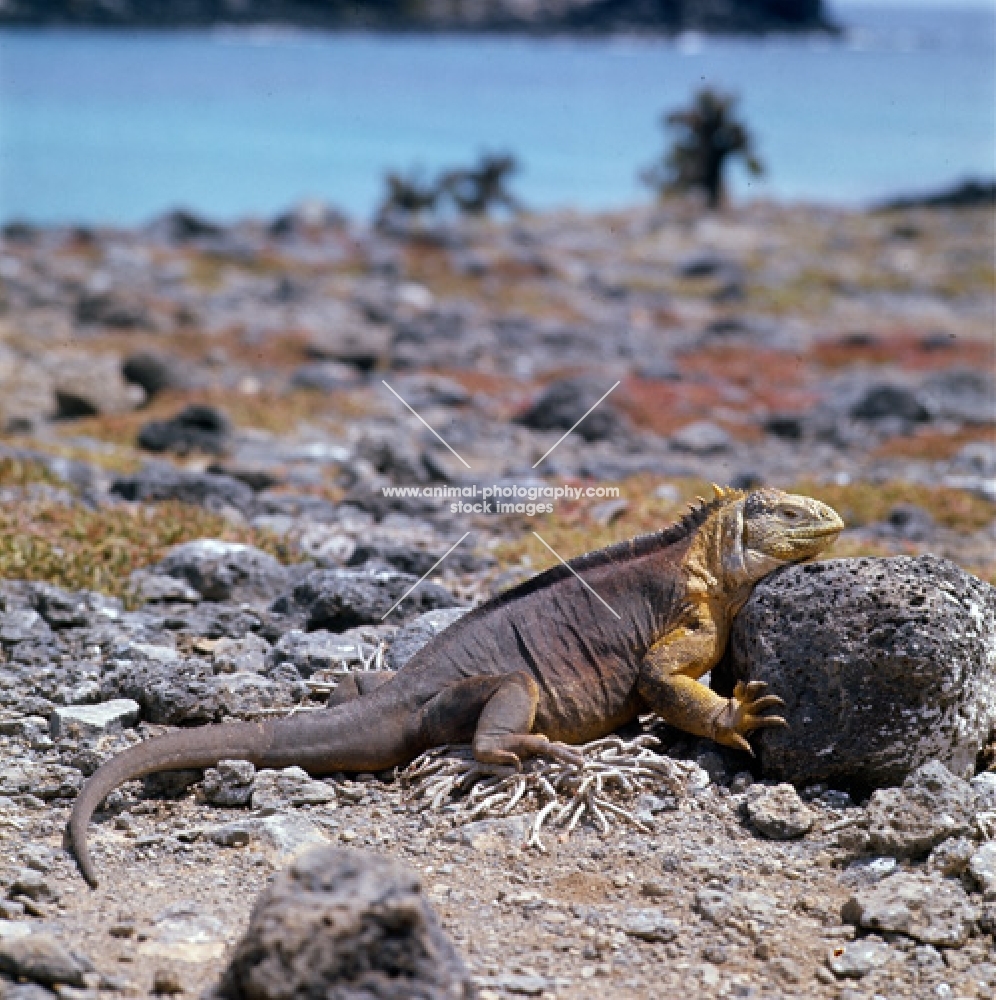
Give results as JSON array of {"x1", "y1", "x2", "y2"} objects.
[
  {"x1": 838, "y1": 857, "x2": 898, "y2": 888},
  {"x1": 138, "y1": 403, "x2": 231, "y2": 456},
  {"x1": 29, "y1": 582, "x2": 120, "y2": 629},
  {"x1": 515, "y1": 376, "x2": 625, "y2": 442},
  {"x1": 0, "y1": 920, "x2": 32, "y2": 941},
  {"x1": 127, "y1": 570, "x2": 202, "y2": 604},
  {"x1": 921, "y1": 369, "x2": 996, "y2": 425},
  {"x1": 971, "y1": 771, "x2": 996, "y2": 811},
  {"x1": 49, "y1": 351, "x2": 143, "y2": 417},
  {"x1": 252, "y1": 814, "x2": 331, "y2": 860},
  {"x1": 968, "y1": 841, "x2": 996, "y2": 897},
  {"x1": 0, "y1": 935, "x2": 93, "y2": 988},
  {"x1": 49, "y1": 699, "x2": 140, "y2": 738},
  {"x1": 272, "y1": 629, "x2": 379, "y2": 677},
  {"x1": 212, "y1": 847, "x2": 474, "y2": 1000},
  {"x1": 212, "y1": 634, "x2": 270, "y2": 674},
  {"x1": 250, "y1": 767, "x2": 336, "y2": 810},
  {"x1": 744, "y1": 783, "x2": 815, "y2": 839},
  {"x1": 156, "y1": 540, "x2": 291, "y2": 608},
  {"x1": 865, "y1": 761, "x2": 976, "y2": 859},
  {"x1": 827, "y1": 938, "x2": 894, "y2": 979},
  {"x1": 143, "y1": 769, "x2": 202, "y2": 799},
  {"x1": 850, "y1": 384, "x2": 930, "y2": 423},
  {"x1": 289, "y1": 361, "x2": 361, "y2": 392},
  {"x1": 75, "y1": 292, "x2": 151, "y2": 330},
  {"x1": 9, "y1": 869, "x2": 58, "y2": 903},
  {"x1": 491, "y1": 974, "x2": 549, "y2": 995},
  {"x1": 841, "y1": 872, "x2": 980, "y2": 947},
  {"x1": 674, "y1": 250, "x2": 735, "y2": 278},
  {"x1": 0, "y1": 608, "x2": 51, "y2": 647},
  {"x1": 385, "y1": 607, "x2": 470, "y2": 669},
  {"x1": 694, "y1": 888, "x2": 782, "y2": 929},
  {"x1": 101, "y1": 656, "x2": 304, "y2": 725},
  {"x1": 620, "y1": 908, "x2": 680, "y2": 942},
  {"x1": 121, "y1": 351, "x2": 186, "y2": 398},
  {"x1": 202, "y1": 760, "x2": 256, "y2": 808},
  {"x1": 873, "y1": 503, "x2": 935, "y2": 542},
  {"x1": 926, "y1": 837, "x2": 977, "y2": 877},
  {"x1": 277, "y1": 567, "x2": 461, "y2": 632},
  {"x1": 670, "y1": 420, "x2": 732, "y2": 454},
  {"x1": 0, "y1": 980, "x2": 55, "y2": 1000},
  {"x1": 0, "y1": 762, "x2": 81, "y2": 801},
  {"x1": 111, "y1": 463, "x2": 255, "y2": 515},
  {"x1": 457, "y1": 816, "x2": 528, "y2": 851},
  {"x1": 718, "y1": 556, "x2": 996, "y2": 788}
]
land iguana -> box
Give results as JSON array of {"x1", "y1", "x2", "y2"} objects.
[{"x1": 69, "y1": 485, "x2": 843, "y2": 885}]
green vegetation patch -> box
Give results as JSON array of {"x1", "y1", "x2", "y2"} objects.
[{"x1": 0, "y1": 490, "x2": 289, "y2": 603}]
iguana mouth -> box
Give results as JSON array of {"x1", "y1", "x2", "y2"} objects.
[{"x1": 794, "y1": 525, "x2": 843, "y2": 539}]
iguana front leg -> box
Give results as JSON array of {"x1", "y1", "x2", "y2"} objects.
[{"x1": 637, "y1": 601, "x2": 786, "y2": 753}]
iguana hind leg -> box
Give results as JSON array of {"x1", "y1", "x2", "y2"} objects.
[
  {"x1": 473, "y1": 671, "x2": 583, "y2": 768},
  {"x1": 416, "y1": 673, "x2": 582, "y2": 769}
]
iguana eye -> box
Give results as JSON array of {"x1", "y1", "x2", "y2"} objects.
[{"x1": 781, "y1": 508, "x2": 800, "y2": 520}]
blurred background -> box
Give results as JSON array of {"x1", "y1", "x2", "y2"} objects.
[{"x1": 0, "y1": 0, "x2": 994, "y2": 223}]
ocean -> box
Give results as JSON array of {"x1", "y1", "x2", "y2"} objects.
[{"x1": 0, "y1": 3, "x2": 993, "y2": 224}]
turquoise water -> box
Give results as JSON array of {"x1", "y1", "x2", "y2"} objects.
[{"x1": 0, "y1": 4, "x2": 993, "y2": 224}]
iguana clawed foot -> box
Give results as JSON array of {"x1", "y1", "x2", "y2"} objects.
[
  {"x1": 711, "y1": 680, "x2": 787, "y2": 755},
  {"x1": 473, "y1": 733, "x2": 584, "y2": 770}
]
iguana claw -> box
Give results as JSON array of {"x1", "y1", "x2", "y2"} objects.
[{"x1": 712, "y1": 680, "x2": 787, "y2": 754}]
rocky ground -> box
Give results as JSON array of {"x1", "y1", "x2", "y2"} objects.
[{"x1": 0, "y1": 198, "x2": 994, "y2": 998}]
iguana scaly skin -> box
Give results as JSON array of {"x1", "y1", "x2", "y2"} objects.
[{"x1": 69, "y1": 486, "x2": 843, "y2": 885}]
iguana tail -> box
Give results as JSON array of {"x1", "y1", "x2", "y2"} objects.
[{"x1": 69, "y1": 695, "x2": 410, "y2": 887}]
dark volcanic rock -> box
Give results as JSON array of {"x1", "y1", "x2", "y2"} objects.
[
  {"x1": 75, "y1": 291, "x2": 150, "y2": 329},
  {"x1": 212, "y1": 847, "x2": 474, "y2": 1000},
  {"x1": 137, "y1": 403, "x2": 231, "y2": 456},
  {"x1": 386, "y1": 608, "x2": 470, "y2": 670},
  {"x1": 111, "y1": 462, "x2": 255, "y2": 514},
  {"x1": 275, "y1": 567, "x2": 462, "y2": 632},
  {"x1": 28, "y1": 581, "x2": 122, "y2": 630},
  {"x1": 122, "y1": 351, "x2": 186, "y2": 398},
  {"x1": 715, "y1": 556, "x2": 996, "y2": 789},
  {"x1": 849, "y1": 385, "x2": 930, "y2": 423},
  {"x1": 101, "y1": 654, "x2": 305, "y2": 724},
  {"x1": 0, "y1": 0, "x2": 835, "y2": 33},
  {"x1": 155, "y1": 539, "x2": 292, "y2": 608},
  {"x1": 146, "y1": 208, "x2": 224, "y2": 241},
  {"x1": 516, "y1": 376, "x2": 626, "y2": 442}
]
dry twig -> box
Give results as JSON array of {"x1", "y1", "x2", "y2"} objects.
[{"x1": 400, "y1": 734, "x2": 706, "y2": 850}]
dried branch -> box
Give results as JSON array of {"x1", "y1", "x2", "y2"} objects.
[{"x1": 400, "y1": 734, "x2": 707, "y2": 851}]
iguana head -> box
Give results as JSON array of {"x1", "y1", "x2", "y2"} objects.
[{"x1": 715, "y1": 485, "x2": 844, "y2": 583}]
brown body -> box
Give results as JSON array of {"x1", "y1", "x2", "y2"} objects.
[{"x1": 69, "y1": 487, "x2": 843, "y2": 885}]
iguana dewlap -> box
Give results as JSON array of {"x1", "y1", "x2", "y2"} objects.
[{"x1": 69, "y1": 486, "x2": 843, "y2": 885}]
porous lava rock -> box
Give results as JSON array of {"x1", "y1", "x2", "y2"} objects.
[
  {"x1": 515, "y1": 376, "x2": 626, "y2": 442},
  {"x1": 212, "y1": 847, "x2": 474, "y2": 1000},
  {"x1": 111, "y1": 462, "x2": 256, "y2": 514},
  {"x1": 715, "y1": 555, "x2": 996, "y2": 789},
  {"x1": 155, "y1": 539, "x2": 292, "y2": 608},
  {"x1": 274, "y1": 567, "x2": 462, "y2": 631},
  {"x1": 138, "y1": 403, "x2": 231, "y2": 455}
]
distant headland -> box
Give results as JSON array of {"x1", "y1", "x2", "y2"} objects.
[{"x1": 0, "y1": 0, "x2": 838, "y2": 35}]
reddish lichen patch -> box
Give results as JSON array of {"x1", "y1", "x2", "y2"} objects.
[{"x1": 812, "y1": 329, "x2": 995, "y2": 372}]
